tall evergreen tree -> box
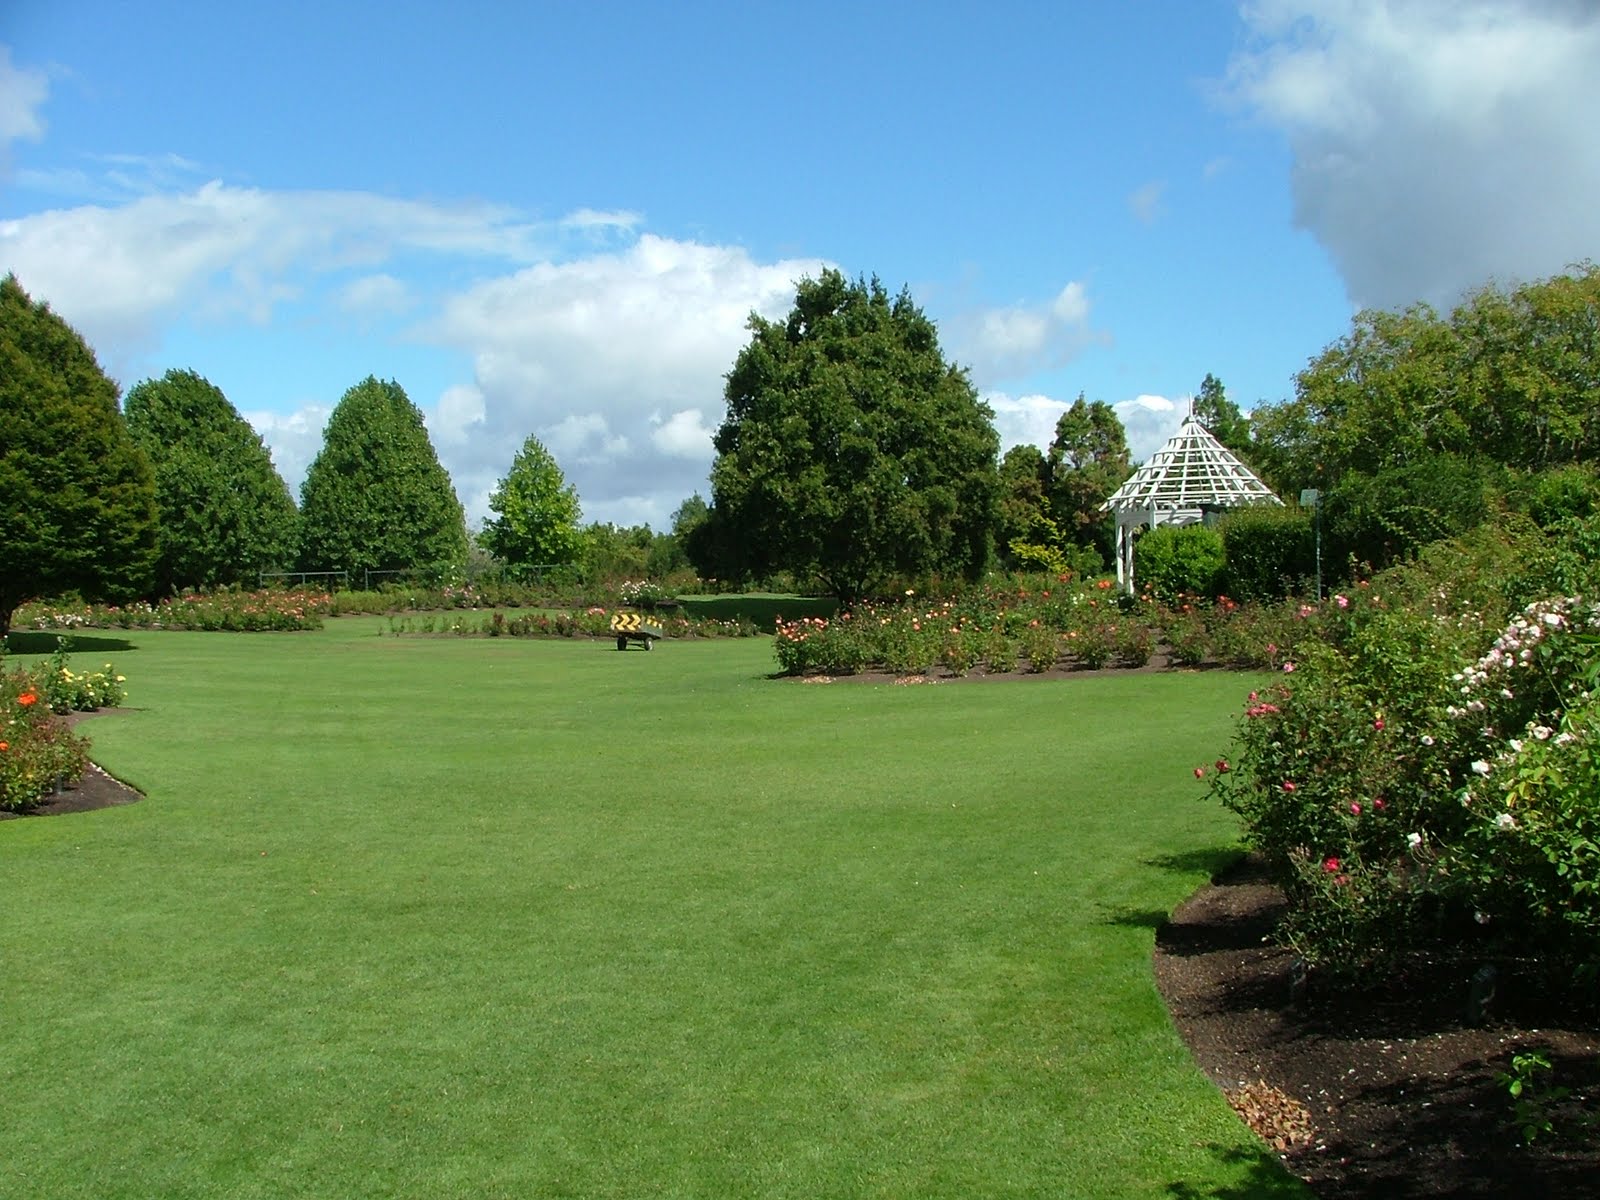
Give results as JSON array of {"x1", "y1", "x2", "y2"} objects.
[
  {"x1": 125, "y1": 369, "x2": 299, "y2": 593},
  {"x1": 699, "y1": 270, "x2": 999, "y2": 601},
  {"x1": 298, "y1": 376, "x2": 467, "y2": 581},
  {"x1": 0, "y1": 274, "x2": 157, "y2": 635}
]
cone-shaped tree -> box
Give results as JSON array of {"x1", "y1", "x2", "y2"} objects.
[
  {"x1": 0, "y1": 274, "x2": 157, "y2": 635},
  {"x1": 297, "y1": 376, "x2": 467, "y2": 580},
  {"x1": 700, "y1": 270, "x2": 999, "y2": 601},
  {"x1": 125, "y1": 368, "x2": 299, "y2": 593},
  {"x1": 479, "y1": 434, "x2": 585, "y2": 579}
]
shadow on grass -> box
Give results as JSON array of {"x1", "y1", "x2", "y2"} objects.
[
  {"x1": 5, "y1": 631, "x2": 139, "y2": 655},
  {"x1": 1146, "y1": 846, "x2": 1249, "y2": 880},
  {"x1": 1166, "y1": 1142, "x2": 1309, "y2": 1198},
  {"x1": 1101, "y1": 906, "x2": 1174, "y2": 930}
]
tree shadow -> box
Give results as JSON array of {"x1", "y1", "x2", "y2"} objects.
[
  {"x1": 1101, "y1": 905, "x2": 1174, "y2": 930},
  {"x1": 1165, "y1": 1142, "x2": 1310, "y2": 1198},
  {"x1": 1146, "y1": 846, "x2": 1250, "y2": 880},
  {"x1": 5, "y1": 631, "x2": 139, "y2": 654}
]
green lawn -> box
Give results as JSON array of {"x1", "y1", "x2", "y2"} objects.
[{"x1": 1, "y1": 624, "x2": 1303, "y2": 1199}]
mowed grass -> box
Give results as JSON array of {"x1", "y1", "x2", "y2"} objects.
[{"x1": 0, "y1": 624, "x2": 1303, "y2": 1199}]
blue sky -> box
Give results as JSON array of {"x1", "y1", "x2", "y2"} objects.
[{"x1": 3, "y1": 1, "x2": 1597, "y2": 529}]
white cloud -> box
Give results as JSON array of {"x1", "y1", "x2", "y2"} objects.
[
  {"x1": 0, "y1": 180, "x2": 551, "y2": 360},
  {"x1": 1228, "y1": 0, "x2": 1600, "y2": 309},
  {"x1": 1112, "y1": 394, "x2": 1185, "y2": 464},
  {"x1": 987, "y1": 390, "x2": 1186, "y2": 466},
  {"x1": 0, "y1": 46, "x2": 48, "y2": 154},
  {"x1": 243, "y1": 405, "x2": 331, "y2": 503},
  {"x1": 337, "y1": 272, "x2": 415, "y2": 319},
  {"x1": 1128, "y1": 180, "x2": 1166, "y2": 224},
  {"x1": 951, "y1": 281, "x2": 1101, "y2": 386},
  {"x1": 423, "y1": 234, "x2": 828, "y2": 527},
  {"x1": 651, "y1": 408, "x2": 716, "y2": 459}
]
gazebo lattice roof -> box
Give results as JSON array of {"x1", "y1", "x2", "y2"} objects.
[
  {"x1": 1101, "y1": 415, "x2": 1280, "y2": 513},
  {"x1": 1100, "y1": 415, "x2": 1282, "y2": 593}
]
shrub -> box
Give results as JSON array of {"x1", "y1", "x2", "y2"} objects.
[
  {"x1": 1020, "y1": 623, "x2": 1059, "y2": 672},
  {"x1": 983, "y1": 631, "x2": 1019, "y2": 674},
  {"x1": 0, "y1": 664, "x2": 90, "y2": 812},
  {"x1": 1218, "y1": 505, "x2": 1314, "y2": 601},
  {"x1": 1135, "y1": 525, "x2": 1226, "y2": 602},
  {"x1": 41, "y1": 639, "x2": 127, "y2": 713}
]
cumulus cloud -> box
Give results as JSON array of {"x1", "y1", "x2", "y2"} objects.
[
  {"x1": 987, "y1": 390, "x2": 1186, "y2": 466},
  {"x1": 242, "y1": 405, "x2": 332, "y2": 503},
  {"x1": 951, "y1": 281, "x2": 1102, "y2": 386},
  {"x1": 1112, "y1": 394, "x2": 1186, "y2": 464},
  {"x1": 422, "y1": 234, "x2": 828, "y2": 526},
  {"x1": 1228, "y1": 0, "x2": 1600, "y2": 310}
]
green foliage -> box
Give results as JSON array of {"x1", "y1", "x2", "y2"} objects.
[
  {"x1": 703, "y1": 270, "x2": 1000, "y2": 601},
  {"x1": 1495, "y1": 1050, "x2": 1571, "y2": 1145},
  {"x1": 0, "y1": 274, "x2": 158, "y2": 635},
  {"x1": 41, "y1": 638, "x2": 127, "y2": 713},
  {"x1": 1207, "y1": 534, "x2": 1600, "y2": 983},
  {"x1": 1515, "y1": 464, "x2": 1600, "y2": 530},
  {"x1": 0, "y1": 662, "x2": 90, "y2": 811},
  {"x1": 297, "y1": 376, "x2": 468, "y2": 578},
  {"x1": 478, "y1": 434, "x2": 585, "y2": 578},
  {"x1": 1135, "y1": 525, "x2": 1226, "y2": 601},
  {"x1": 1322, "y1": 454, "x2": 1494, "y2": 573},
  {"x1": 124, "y1": 369, "x2": 298, "y2": 594},
  {"x1": 1218, "y1": 506, "x2": 1314, "y2": 601},
  {"x1": 1249, "y1": 265, "x2": 1600, "y2": 497},
  {"x1": 1046, "y1": 394, "x2": 1131, "y2": 564},
  {"x1": 1193, "y1": 373, "x2": 1254, "y2": 463}
]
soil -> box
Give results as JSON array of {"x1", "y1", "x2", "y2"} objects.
[
  {"x1": 18, "y1": 701, "x2": 1599, "y2": 1197},
  {"x1": 1155, "y1": 856, "x2": 1600, "y2": 1197}
]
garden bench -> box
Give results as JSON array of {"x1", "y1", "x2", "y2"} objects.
[{"x1": 610, "y1": 611, "x2": 663, "y2": 650}]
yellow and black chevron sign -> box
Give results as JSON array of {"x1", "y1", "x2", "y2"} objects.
[{"x1": 611, "y1": 612, "x2": 642, "y2": 632}]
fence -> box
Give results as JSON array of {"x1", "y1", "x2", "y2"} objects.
[{"x1": 259, "y1": 570, "x2": 350, "y2": 589}]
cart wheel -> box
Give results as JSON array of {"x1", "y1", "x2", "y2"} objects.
[
  {"x1": 643, "y1": 636, "x2": 654, "y2": 651},
  {"x1": 616, "y1": 636, "x2": 628, "y2": 651}
]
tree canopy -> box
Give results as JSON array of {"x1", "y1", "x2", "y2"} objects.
[
  {"x1": 0, "y1": 274, "x2": 157, "y2": 635},
  {"x1": 697, "y1": 270, "x2": 1000, "y2": 600},
  {"x1": 297, "y1": 376, "x2": 468, "y2": 580},
  {"x1": 125, "y1": 368, "x2": 299, "y2": 593},
  {"x1": 1249, "y1": 264, "x2": 1600, "y2": 494},
  {"x1": 1044, "y1": 394, "x2": 1131, "y2": 565},
  {"x1": 1192, "y1": 373, "x2": 1253, "y2": 462},
  {"x1": 478, "y1": 434, "x2": 584, "y2": 579}
]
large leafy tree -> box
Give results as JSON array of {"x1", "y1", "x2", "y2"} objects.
[
  {"x1": 298, "y1": 376, "x2": 467, "y2": 580},
  {"x1": 124, "y1": 369, "x2": 298, "y2": 593},
  {"x1": 0, "y1": 275, "x2": 157, "y2": 635},
  {"x1": 1045, "y1": 394, "x2": 1132, "y2": 565},
  {"x1": 699, "y1": 270, "x2": 1000, "y2": 601},
  {"x1": 1249, "y1": 264, "x2": 1600, "y2": 494},
  {"x1": 479, "y1": 434, "x2": 584, "y2": 579}
]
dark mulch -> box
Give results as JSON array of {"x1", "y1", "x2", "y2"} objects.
[{"x1": 1155, "y1": 856, "x2": 1600, "y2": 1198}]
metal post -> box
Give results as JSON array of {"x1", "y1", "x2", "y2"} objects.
[{"x1": 1300, "y1": 489, "x2": 1322, "y2": 601}]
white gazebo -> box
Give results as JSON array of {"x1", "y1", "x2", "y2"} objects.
[{"x1": 1101, "y1": 415, "x2": 1281, "y2": 593}]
